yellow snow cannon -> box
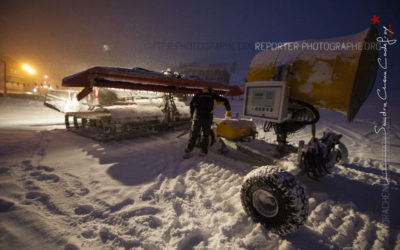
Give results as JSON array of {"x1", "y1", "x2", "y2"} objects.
[
  {"x1": 222, "y1": 27, "x2": 380, "y2": 239},
  {"x1": 248, "y1": 25, "x2": 378, "y2": 122},
  {"x1": 241, "y1": 26, "x2": 378, "y2": 177}
]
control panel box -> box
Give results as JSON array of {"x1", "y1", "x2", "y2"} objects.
[{"x1": 243, "y1": 81, "x2": 289, "y2": 123}]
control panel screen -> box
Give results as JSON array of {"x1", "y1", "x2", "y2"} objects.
[{"x1": 243, "y1": 82, "x2": 288, "y2": 122}]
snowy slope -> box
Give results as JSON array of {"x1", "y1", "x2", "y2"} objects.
[{"x1": 0, "y1": 97, "x2": 399, "y2": 250}]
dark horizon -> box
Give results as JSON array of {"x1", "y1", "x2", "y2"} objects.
[{"x1": 0, "y1": 0, "x2": 399, "y2": 91}]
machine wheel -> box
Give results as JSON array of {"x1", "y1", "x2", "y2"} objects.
[
  {"x1": 241, "y1": 166, "x2": 309, "y2": 235},
  {"x1": 335, "y1": 142, "x2": 348, "y2": 164}
]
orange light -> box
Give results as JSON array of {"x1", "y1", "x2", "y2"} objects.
[{"x1": 22, "y1": 64, "x2": 36, "y2": 75}]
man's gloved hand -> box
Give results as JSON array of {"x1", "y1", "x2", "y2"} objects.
[{"x1": 225, "y1": 111, "x2": 232, "y2": 119}]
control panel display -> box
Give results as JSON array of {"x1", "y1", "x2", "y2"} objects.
[{"x1": 243, "y1": 81, "x2": 289, "y2": 123}]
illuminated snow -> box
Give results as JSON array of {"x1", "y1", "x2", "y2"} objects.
[{"x1": 0, "y1": 97, "x2": 398, "y2": 249}]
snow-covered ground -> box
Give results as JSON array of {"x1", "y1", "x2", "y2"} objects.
[{"x1": 0, "y1": 96, "x2": 399, "y2": 250}]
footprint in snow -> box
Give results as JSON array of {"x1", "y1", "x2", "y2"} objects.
[
  {"x1": 22, "y1": 160, "x2": 35, "y2": 171},
  {"x1": 107, "y1": 198, "x2": 134, "y2": 213},
  {"x1": 74, "y1": 205, "x2": 94, "y2": 215},
  {"x1": 0, "y1": 198, "x2": 15, "y2": 212},
  {"x1": 36, "y1": 165, "x2": 55, "y2": 172},
  {"x1": 0, "y1": 166, "x2": 10, "y2": 174},
  {"x1": 70, "y1": 180, "x2": 90, "y2": 196},
  {"x1": 20, "y1": 161, "x2": 59, "y2": 182},
  {"x1": 77, "y1": 188, "x2": 89, "y2": 196},
  {"x1": 136, "y1": 215, "x2": 163, "y2": 229},
  {"x1": 25, "y1": 191, "x2": 65, "y2": 215},
  {"x1": 23, "y1": 180, "x2": 40, "y2": 191},
  {"x1": 81, "y1": 229, "x2": 96, "y2": 239},
  {"x1": 64, "y1": 243, "x2": 80, "y2": 250},
  {"x1": 98, "y1": 227, "x2": 141, "y2": 248},
  {"x1": 64, "y1": 188, "x2": 89, "y2": 198},
  {"x1": 30, "y1": 171, "x2": 60, "y2": 182}
]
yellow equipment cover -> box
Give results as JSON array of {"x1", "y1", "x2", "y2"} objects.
[
  {"x1": 216, "y1": 119, "x2": 257, "y2": 140},
  {"x1": 248, "y1": 26, "x2": 378, "y2": 122}
]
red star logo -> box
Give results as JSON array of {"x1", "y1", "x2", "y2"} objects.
[{"x1": 371, "y1": 15, "x2": 380, "y2": 24}]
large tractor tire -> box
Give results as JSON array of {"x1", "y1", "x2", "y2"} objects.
[{"x1": 241, "y1": 166, "x2": 309, "y2": 235}]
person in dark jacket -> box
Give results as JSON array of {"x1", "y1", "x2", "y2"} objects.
[{"x1": 184, "y1": 88, "x2": 232, "y2": 158}]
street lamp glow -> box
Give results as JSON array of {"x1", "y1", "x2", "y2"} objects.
[
  {"x1": 22, "y1": 64, "x2": 30, "y2": 71},
  {"x1": 22, "y1": 64, "x2": 36, "y2": 75}
]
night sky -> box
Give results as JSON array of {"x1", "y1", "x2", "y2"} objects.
[{"x1": 0, "y1": 0, "x2": 399, "y2": 91}]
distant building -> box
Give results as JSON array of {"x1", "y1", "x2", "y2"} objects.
[
  {"x1": 0, "y1": 54, "x2": 37, "y2": 94},
  {"x1": 173, "y1": 63, "x2": 230, "y2": 84}
]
